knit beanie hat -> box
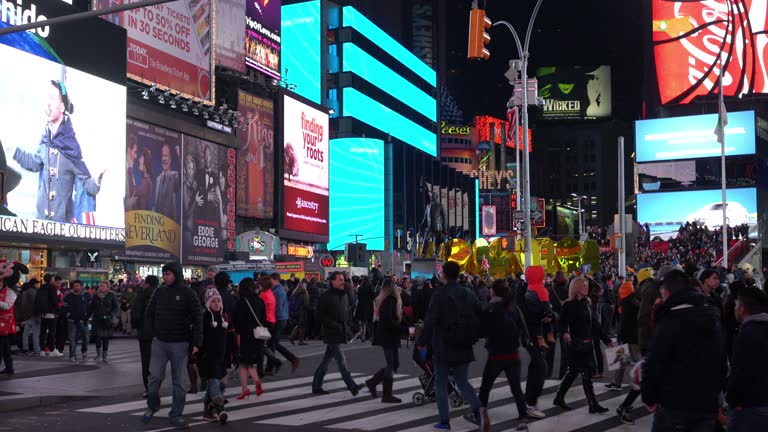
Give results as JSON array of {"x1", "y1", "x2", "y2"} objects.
[{"x1": 204, "y1": 286, "x2": 222, "y2": 312}]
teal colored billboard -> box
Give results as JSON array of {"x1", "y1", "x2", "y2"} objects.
[{"x1": 281, "y1": 0, "x2": 321, "y2": 103}]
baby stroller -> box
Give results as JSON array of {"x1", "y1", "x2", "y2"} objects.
[{"x1": 410, "y1": 324, "x2": 464, "y2": 408}]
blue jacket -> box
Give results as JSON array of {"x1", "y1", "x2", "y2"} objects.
[{"x1": 273, "y1": 283, "x2": 289, "y2": 321}]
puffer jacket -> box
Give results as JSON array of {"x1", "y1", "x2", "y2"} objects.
[
  {"x1": 317, "y1": 287, "x2": 352, "y2": 345},
  {"x1": 145, "y1": 263, "x2": 202, "y2": 347}
]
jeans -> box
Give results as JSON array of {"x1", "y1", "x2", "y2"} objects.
[
  {"x1": 652, "y1": 406, "x2": 715, "y2": 432},
  {"x1": 611, "y1": 343, "x2": 641, "y2": 386},
  {"x1": 268, "y1": 320, "x2": 297, "y2": 370},
  {"x1": 433, "y1": 361, "x2": 481, "y2": 424},
  {"x1": 205, "y1": 377, "x2": 222, "y2": 401},
  {"x1": 478, "y1": 357, "x2": 526, "y2": 417},
  {"x1": 40, "y1": 317, "x2": 56, "y2": 351},
  {"x1": 139, "y1": 339, "x2": 152, "y2": 391},
  {"x1": 147, "y1": 340, "x2": 189, "y2": 419},
  {"x1": 67, "y1": 320, "x2": 88, "y2": 358},
  {"x1": 728, "y1": 406, "x2": 768, "y2": 432},
  {"x1": 382, "y1": 347, "x2": 399, "y2": 379},
  {"x1": 312, "y1": 344, "x2": 357, "y2": 392},
  {"x1": 93, "y1": 336, "x2": 110, "y2": 353},
  {"x1": 23, "y1": 318, "x2": 41, "y2": 353}
]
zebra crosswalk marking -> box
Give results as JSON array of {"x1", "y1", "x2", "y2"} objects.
[{"x1": 500, "y1": 393, "x2": 639, "y2": 432}]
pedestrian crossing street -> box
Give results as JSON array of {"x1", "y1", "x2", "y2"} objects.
[{"x1": 78, "y1": 371, "x2": 652, "y2": 432}]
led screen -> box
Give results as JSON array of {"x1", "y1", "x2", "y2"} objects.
[
  {"x1": 282, "y1": 94, "x2": 329, "y2": 241},
  {"x1": 281, "y1": 0, "x2": 321, "y2": 103},
  {"x1": 246, "y1": 0, "x2": 282, "y2": 79},
  {"x1": 343, "y1": 87, "x2": 436, "y2": 156},
  {"x1": 342, "y1": 6, "x2": 436, "y2": 87},
  {"x1": 329, "y1": 138, "x2": 384, "y2": 251},
  {"x1": 635, "y1": 111, "x2": 755, "y2": 162},
  {"x1": 653, "y1": 0, "x2": 768, "y2": 104},
  {"x1": 0, "y1": 31, "x2": 126, "y2": 243},
  {"x1": 342, "y1": 42, "x2": 436, "y2": 121},
  {"x1": 637, "y1": 188, "x2": 757, "y2": 239}
]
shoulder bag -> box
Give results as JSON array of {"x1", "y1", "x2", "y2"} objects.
[{"x1": 245, "y1": 299, "x2": 271, "y2": 341}]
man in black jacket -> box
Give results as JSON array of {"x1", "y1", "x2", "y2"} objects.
[
  {"x1": 62, "y1": 280, "x2": 90, "y2": 361},
  {"x1": 35, "y1": 273, "x2": 62, "y2": 356},
  {"x1": 417, "y1": 261, "x2": 483, "y2": 430},
  {"x1": 142, "y1": 263, "x2": 202, "y2": 430},
  {"x1": 642, "y1": 269, "x2": 726, "y2": 432},
  {"x1": 726, "y1": 285, "x2": 768, "y2": 431},
  {"x1": 132, "y1": 275, "x2": 159, "y2": 397},
  {"x1": 311, "y1": 271, "x2": 363, "y2": 396}
]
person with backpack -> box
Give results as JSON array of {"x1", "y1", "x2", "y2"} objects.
[
  {"x1": 416, "y1": 261, "x2": 483, "y2": 431},
  {"x1": 479, "y1": 279, "x2": 545, "y2": 431}
]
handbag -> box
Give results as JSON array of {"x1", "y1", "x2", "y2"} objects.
[{"x1": 245, "y1": 299, "x2": 271, "y2": 341}]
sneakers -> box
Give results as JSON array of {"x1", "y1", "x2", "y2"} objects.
[
  {"x1": 462, "y1": 412, "x2": 481, "y2": 426},
  {"x1": 526, "y1": 405, "x2": 546, "y2": 419},
  {"x1": 605, "y1": 383, "x2": 622, "y2": 391},
  {"x1": 432, "y1": 422, "x2": 451, "y2": 430},
  {"x1": 169, "y1": 416, "x2": 190, "y2": 429},
  {"x1": 48, "y1": 349, "x2": 63, "y2": 357},
  {"x1": 589, "y1": 404, "x2": 610, "y2": 414},
  {"x1": 70, "y1": 357, "x2": 77, "y2": 362},
  {"x1": 617, "y1": 406, "x2": 635, "y2": 424},
  {"x1": 141, "y1": 408, "x2": 157, "y2": 424}
]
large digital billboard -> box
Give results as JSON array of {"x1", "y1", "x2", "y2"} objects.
[
  {"x1": 0, "y1": 6, "x2": 127, "y2": 243},
  {"x1": 282, "y1": 0, "x2": 321, "y2": 103},
  {"x1": 236, "y1": 91, "x2": 274, "y2": 219},
  {"x1": 637, "y1": 188, "x2": 757, "y2": 239},
  {"x1": 638, "y1": 157, "x2": 758, "y2": 192},
  {"x1": 95, "y1": 0, "x2": 213, "y2": 102},
  {"x1": 636, "y1": 111, "x2": 755, "y2": 162},
  {"x1": 652, "y1": 0, "x2": 768, "y2": 104},
  {"x1": 329, "y1": 138, "x2": 384, "y2": 251},
  {"x1": 125, "y1": 119, "x2": 182, "y2": 262},
  {"x1": 246, "y1": 0, "x2": 281, "y2": 79},
  {"x1": 181, "y1": 137, "x2": 236, "y2": 265},
  {"x1": 215, "y1": 0, "x2": 246, "y2": 72},
  {"x1": 281, "y1": 93, "x2": 329, "y2": 241},
  {"x1": 536, "y1": 66, "x2": 611, "y2": 120}
]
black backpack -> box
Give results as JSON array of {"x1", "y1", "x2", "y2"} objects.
[{"x1": 442, "y1": 289, "x2": 481, "y2": 347}]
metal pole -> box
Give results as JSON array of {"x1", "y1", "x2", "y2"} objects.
[
  {"x1": 619, "y1": 136, "x2": 627, "y2": 277},
  {"x1": 516, "y1": 134, "x2": 521, "y2": 241},
  {"x1": 721, "y1": 122, "x2": 728, "y2": 270},
  {"x1": 0, "y1": 0, "x2": 179, "y2": 36},
  {"x1": 577, "y1": 198, "x2": 582, "y2": 238}
]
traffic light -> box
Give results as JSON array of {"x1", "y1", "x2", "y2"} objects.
[{"x1": 467, "y1": 7, "x2": 491, "y2": 60}]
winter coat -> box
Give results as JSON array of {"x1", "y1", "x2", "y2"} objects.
[
  {"x1": 89, "y1": 292, "x2": 118, "y2": 338},
  {"x1": 417, "y1": 281, "x2": 481, "y2": 366},
  {"x1": 372, "y1": 295, "x2": 401, "y2": 348},
  {"x1": 34, "y1": 284, "x2": 59, "y2": 317},
  {"x1": 234, "y1": 295, "x2": 267, "y2": 365},
  {"x1": 197, "y1": 310, "x2": 229, "y2": 380},
  {"x1": 726, "y1": 313, "x2": 768, "y2": 408},
  {"x1": 131, "y1": 285, "x2": 156, "y2": 341},
  {"x1": 481, "y1": 299, "x2": 528, "y2": 356},
  {"x1": 560, "y1": 297, "x2": 607, "y2": 370},
  {"x1": 19, "y1": 286, "x2": 39, "y2": 321},
  {"x1": 355, "y1": 283, "x2": 374, "y2": 322},
  {"x1": 272, "y1": 283, "x2": 289, "y2": 322},
  {"x1": 317, "y1": 288, "x2": 352, "y2": 345},
  {"x1": 641, "y1": 289, "x2": 726, "y2": 414},
  {"x1": 637, "y1": 278, "x2": 660, "y2": 352},
  {"x1": 63, "y1": 291, "x2": 90, "y2": 322},
  {"x1": 618, "y1": 293, "x2": 640, "y2": 345},
  {"x1": 145, "y1": 273, "x2": 203, "y2": 347},
  {"x1": 259, "y1": 288, "x2": 277, "y2": 324}
]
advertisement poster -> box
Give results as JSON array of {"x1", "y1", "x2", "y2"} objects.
[
  {"x1": 536, "y1": 65, "x2": 612, "y2": 120},
  {"x1": 181, "y1": 137, "x2": 236, "y2": 265},
  {"x1": 329, "y1": 138, "x2": 384, "y2": 251},
  {"x1": 653, "y1": 0, "x2": 768, "y2": 104},
  {"x1": 0, "y1": 30, "x2": 126, "y2": 243},
  {"x1": 236, "y1": 91, "x2": 274, "y2": 219},
  {"x1": 95, "y1": 0, "x2": 213, "y2": 101},
  {"x1": 282, "y1": 94, "x2": 329, "y2": 240},
  {"x1": 246, "y1": 0, "x2": 281, "y2": 79},
  {"x1": 124, "y1": 119, "x2": 182, "y2": 261},
  {"x1": 216, "y1": 0, "x2": 246, "y2": 72},
  {"x1": 481, "y1": 205, "x2": 496, "y2": 236},
  {"x1": 637, "y1": 188, "x2": 758, "y2": 239}
]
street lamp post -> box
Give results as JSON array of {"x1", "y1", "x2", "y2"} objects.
[
  {"x1": 493, "y1": 0, "x2": 544, "y2": 267},
  {"x1": 571, "y1": 193, "x2": 587, "y2": 240}
]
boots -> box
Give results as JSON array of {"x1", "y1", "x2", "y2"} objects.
[
  {"x1": 101, "y1": 349, "x2": 108, "y2": 363},
  {"x1": 289, "y1": 327, "x2": 298, "y2": 345},
  {"x1": 365, "y1": 369, "x2": 385, "y2": 398},
  {"x1": 381, "y1": 378, "x2": 401, "y2": 403},
  {"x1": 583, "y1": 374, "x2": 609, "y2": 414},
  {"x1": 297, "y1": 328, "x2": 307, "y2": 345},
  {"x1": 553, "y1": 370, "x2": 577, "y2": 410},
  {"x1": 96, "y1": 347, "x2": 102, "y2": 360}
]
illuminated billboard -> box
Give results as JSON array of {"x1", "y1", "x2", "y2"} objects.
[
  {"x1": 281, "y1": 93, "x2": 329, "y2": 242},
  {"x1": 536, "y1": 65, "x2": 611, "y2": 120},
  {"x1": 637, "y1": 188, "x2": 757, "y2": 238},
  {"x1": 281, "y1": 0, "x2": 321, "y2": 103},
  {"x1": 652, "y1": 0, "x2": 768, "y2": 104},
  {"x1": 635, "y1": 111, "x2": 755, "y2": 162},
  {"x1": 246, "y1": 0, "x2": 282, "y2": 79},
  {"x1": 0, "y1": 4, "x2": 126, "y2": 243},
  {"x1": 329, "y1": 138, "x2": 384, "y2": 251},
  {"x1": 95, "y1": 0, "x2": 213, "y2": 102}
]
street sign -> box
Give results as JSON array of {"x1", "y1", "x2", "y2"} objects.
[{"x1": 514, "y1": 209, "x2": 544, "y2": 227}]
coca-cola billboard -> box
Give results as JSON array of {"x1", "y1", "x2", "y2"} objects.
[{"x1": 653, "y1": 0, "x2": 768, "y2": 104}]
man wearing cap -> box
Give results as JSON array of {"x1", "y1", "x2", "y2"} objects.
[
  {"x1": 726, "y1": 286, "x2": 768, "y2": 431},
  {"x1": 11, "y1": 80, "x2": 105, "y2": 223}
]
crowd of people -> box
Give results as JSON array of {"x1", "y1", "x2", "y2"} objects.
[{"x1": 0, "y1": 252, "x2": 766, "y2": 432}]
